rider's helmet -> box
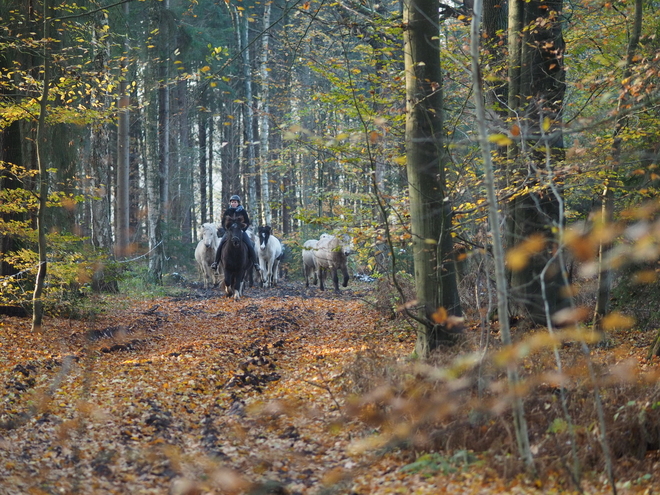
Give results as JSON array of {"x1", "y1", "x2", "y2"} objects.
[{"x1": 229, "y1": 195, "x2": 241, "y2": 204}]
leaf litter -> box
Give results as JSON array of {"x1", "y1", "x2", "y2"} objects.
[{"x1": 0, "y1": 281, "x2": 658, "y2": 494}]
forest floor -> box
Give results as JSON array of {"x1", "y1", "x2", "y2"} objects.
[{"x1": 0, "y1": 278, "x2": 659, "y2": 495}]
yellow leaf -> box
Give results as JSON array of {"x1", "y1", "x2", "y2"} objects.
[
  {"x1": 601, "y1": 312, "x2": 635, "y2": 331},
  {"x1": 632, "y1": 270, "x2": 657, "y2": 284},
  {"x1": 542, "y1": 117, "x2": 551, "y2": 132},
  {"x1": 488, "y1": 133, "x2": 513, "y2": 146},
  {"x1": 200, "y1": 66, "x2": 211, "y2": 73},
  {"x1": 506, "y1": 234, "x2": 546, "y2": 271}
]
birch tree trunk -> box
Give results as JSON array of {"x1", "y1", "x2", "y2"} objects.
[
  {"x1": 240, "y1": 12, "x2": 258, "y2": 214},
  {"x1": 258, "y1": 0, "x2": 272, "y2": 226}
]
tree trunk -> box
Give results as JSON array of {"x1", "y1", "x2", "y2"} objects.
[
  {"x1": 115, "y1": 3, "x2": 130, "y2": 259},
  {"x1": 145, "y1": 0, "x2": 167, "y2": 284},
  {"x1": 240, "y1": 13, "x2": 258, "y2": 213},
  {"x1": 177, "y1": 79, "x2": 193, "y2": 244},
  {"x1": 158, "y1": 2, "x2": 170, "y2": 223},
  {"x1": 506, "y1": 0, "x2": 569, "y2": 324},
  {"x1": 471, "y1": 0, "x2": 534, "y2": 471},
  {"x1": 199, "y1": 105, "x2": 208, "y2": 223},
  {"x1": 32, "y1": 0, "x2": 51, "y2": 332},
  {"x1": 403, "y1": 0, "x2": 462, "y2": 358},
  {"x1": 208, "y1": 101, "x2": 214, "y2": 223},
  {"x1": 258, "y1": 0, "x2": 272, "y2": 226},
  {"x1": 593, "y1": 0, "x2": 643, "y2": 329}
]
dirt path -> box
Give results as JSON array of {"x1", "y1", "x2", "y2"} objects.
[{"x1": 0, "y1": 282, "x2": 419, "y2": 494}]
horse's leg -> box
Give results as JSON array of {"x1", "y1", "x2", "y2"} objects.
[
  {"x1": 341, "y1": 264, "x2": 349, "y2": 288},
  {"x1": 332, "y1": 267, "x2": 340, "y2": 292},
  {"x1": 265, "y1": 258, "x2": 273, "y2": 288},
  {"x1": 235, "y1": 268, "x2": 245, "y2": 299},
  {"x1": 272, "y1": 259, "x2": 279, "y2": 287},
  {"x1": 224, "y1": 273, "x2": 232, "y2": 297},
  {"x1": 318, "y1": 267, "x2": 325, "y2": 291}
]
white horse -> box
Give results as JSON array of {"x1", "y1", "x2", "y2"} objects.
[
  {"x1": 313, "y1": 233, "x2": 354, "y2": 291},
  {"x1": 302, "y1": 239, "x2": 319, "y2": 287},
  {"x1": 302, "y1": 234, "x2": 330, "y2": 287},
  {"x1": 255, "y1": 225, "x2": 283, "y2": 288},
  {"x1": 195, "y1": 222, "x2": 219, "y2": 289}
]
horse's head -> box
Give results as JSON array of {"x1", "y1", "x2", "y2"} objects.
[
  {"x1": 226, "y1": 218, "x2": 245, "y2": 247},
  {"x1": 200, "y1": 223, "x2": 216, "y2": 248},
  {"x1": 258, "y1": 226, "x2": 271, "y2": 250},
  {"x1": 340, "y1": 234, "x2": 355, "y2": 256}
]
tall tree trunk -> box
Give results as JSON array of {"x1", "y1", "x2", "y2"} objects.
[
  {"x1": 258, "y1": 0, "x2": 272, "y2": 226},
  {"x1": 116, "y1": 1, "x2": 130, "y2": 258},
  {"x1": 89, "y1": 121, "x2": 113, "y2": 250},
  {"x1": 90, "y1": 13, "x2": 113, "y2": 252},
  {"x1": 177, "y1": 79, "x2": 193, "y2": 244},
  {"x1": 208, "y1": 101, "x2": 214, "y2": 223},
  {"x1": 199, "y1": 105, "x2": 208, "y2": 224},
  {"x1": 403, "y1": 0, "x2": 462, "y2": 358},
  {"x1": 471, "y1": 0, "x2": 534, "y2": 471},
  {"x1": 593, "y1": 0, "x2": 643, "y2": 328},
  {"x1": 129, "y1": 82, "x2": 142, "y2": 244},
  {"x1": 240, "y1": 12, "x2": 258, "y2": 213},
  {"x1": 158, "y1": 2, "x2": 170, "y2": 224},
  {"x1": 146, "y1": 0, "x2": 167, "y2": 284},
  {"x1": 32, "y1": 0, "x2": 51, "y2": 332},
  {"x1": 506, "y1": 0, "x2": 569, "y2": 324}
]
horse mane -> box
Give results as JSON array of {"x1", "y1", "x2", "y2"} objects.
[{"x1": 224, "y1": 214, "x2": 245, "y2": 230}]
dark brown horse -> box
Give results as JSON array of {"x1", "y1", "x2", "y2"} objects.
[{"x1": 219, "y1": 216, "x2": 250, "y2": 299}]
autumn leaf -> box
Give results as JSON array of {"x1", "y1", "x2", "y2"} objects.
[
  {"x1": 506, "y1": 234, "x2": 546, "y2": 271},
  {"x1": 601, "y1": 312, "x2": 635, "y2": 331},
  {"x1": 488, "y1": 133, "x2": 513, "y2": 146}
]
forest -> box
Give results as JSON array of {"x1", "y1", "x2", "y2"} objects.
[{"x1": 1, "y1": 0, "x2": 660, "y2": 492}]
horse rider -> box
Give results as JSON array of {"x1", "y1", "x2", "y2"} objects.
[{"x1": 211, "y1": 195, "x2": 261, "y2": 273}]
